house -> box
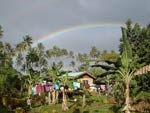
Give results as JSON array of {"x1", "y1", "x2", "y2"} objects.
[{"x1": 65, "y1": 71, "x2": 96, "y2": 87}]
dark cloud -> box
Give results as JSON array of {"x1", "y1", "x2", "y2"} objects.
[{"x1": 0, "y1": 0, "x2": 149, "y2": 52}]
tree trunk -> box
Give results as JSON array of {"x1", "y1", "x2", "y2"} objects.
[
  {"x1": 52, "y1": 90, "x2": 56, "y2": 104},
  {"x1": 123, "y1": 83, "x2": 131, "y2": 113},
  {"x1": 55, "y1": 90, "x2": 59, "y2": 104},
  {"x1": 82, "y1": 94, "x2": 86, "y2": 108},
  {"x1": 62, "y1": 89, "x2": 68, "y2": 111},
  {"x1": 28, "y1": 85, "x2": 32, "y2": 97},
  {"x1": 48, "y1": 91, "x2": 51, "y2": 105}
]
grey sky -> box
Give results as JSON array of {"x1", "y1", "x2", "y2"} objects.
[{"x1": 0, "y1": 0, "x2": 150, "y2": 52}]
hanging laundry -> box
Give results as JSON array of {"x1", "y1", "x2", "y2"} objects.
[
  {"x1": 40, "y1": 84, "x2": 45, "y2": 93},
  {"x1": 45, "y1": 83, "x2": 50, "y2": 92},
  {"x1": 77, "y1": 82, "x2": 80, "y2": 88},
  {"x1": 55, "y1": 81, "x2": 60, "y2": 90},
  {"x1": 32, "y1": 86, "x2": 36, "y2": 95},
  {"x1": 36, "y1": 84, "x2": 41, "y2": 94},
  {"x1": 100, "y1": 84, "x2": 106, "y2": 91},
  {"x1": 73, "y1": 82, "x2": 80, "y2": 90},
  {"x1": 49, "y1": 82, "x2": 53, "y2": 86}
]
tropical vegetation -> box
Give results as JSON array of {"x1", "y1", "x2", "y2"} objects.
[{"x1": 0, "y1": 20, "x2": 150, "y2": 113}]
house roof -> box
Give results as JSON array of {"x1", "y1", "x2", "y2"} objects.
[{"x1": 63, "y1": 71, "x2": 96, "y2": 79}]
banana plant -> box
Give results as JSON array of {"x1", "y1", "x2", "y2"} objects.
[
  {"x1": 59, "y1": 71, "x2": 74, "y2": 111},
  {"x1": 117, "y1": 27, "x2": 135, "y2": 113}
]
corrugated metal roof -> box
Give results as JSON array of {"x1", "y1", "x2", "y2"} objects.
[
  {"x1": 63, "y1": 71, "x2": 96, "y2": 79},
  {"x1": 67, "y1": 72, "x2": 86, "y2": 77}
]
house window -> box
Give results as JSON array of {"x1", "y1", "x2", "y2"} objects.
[
  {"x1": 83, "y1": 80, "x2": 90, "y2": 88},
  {"x1": 83, "y1": 80, "x2": 88, "y2": 85}
]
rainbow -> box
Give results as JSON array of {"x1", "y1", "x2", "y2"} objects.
[{"x1": 32, "y1": 22, "x2": 124, "y2": 47}]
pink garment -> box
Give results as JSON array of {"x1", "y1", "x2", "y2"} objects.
[
  {"x1": 36, "y1": 85, "x2": 41, "y2": 94},
  {"x1": 41, "y1": 85, "x2": 45, "y2": 93},
  {"x1": 100, "y1": 84, "x2": 105, "y2": 91}
]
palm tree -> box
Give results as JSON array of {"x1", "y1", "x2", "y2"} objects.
[
  {"x1": 23, "y1": 35, "x2": 33, "y2": 50},
  {"x1": 101, "y1": 50, "x2": 119, "y2": 62},
  {"x1": 36, "y1": 43, "x2": 48, "y2": 68},
  {"x1": 70, "y1": 60, "x2": 76, "y2": 70},
  {"x1": 16, "y1": 53, "x2": 23, "y2": 67},
  {"x1": 69, "y1": 51, "x2": 74, "y2": 58},
  {"x1": 77, "y1": 53, "x2": 90, "y2": 71},
  {"x1": 21, "y1": 45, "x2": 44, "y2": 98},
  {"x1": 24, "y1": 62, "x2": 44, "y2": 97},
  {"x1": 61, "y1": 48, "x2": 68, "y2": 56},
  {"x1": 26, "y1": 48, "x2": 39, "y2": 68},
  {"x1": 90, "y1": 46, "x2": 100, "y2": 59},
  {"x1": 16, "y1": 42, "x2": 26, "y2": 53},
  {"x1": 16, "y1": 35, "x2": 32, "y2": 55},
  {"x1": 15, "y1": 39, "x2": 30, "y2": 69},
  {"x1": 0, "y1": 42, "x2": 15, "y2": 67}
]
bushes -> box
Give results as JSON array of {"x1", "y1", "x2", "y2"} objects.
[{"x1": 87, "y1": 93, "x2": 108, "y2": 105}]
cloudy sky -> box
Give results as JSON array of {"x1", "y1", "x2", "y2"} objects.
[{"x1": 0, "y1": 0, "x2": 150, "y2": 53}]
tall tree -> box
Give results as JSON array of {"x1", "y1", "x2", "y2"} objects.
[
  {"x1": 101, "y1": 50, "x2": 119, "y2": 62},
  {"x1": 90, "y1": 46, "x2": 100, "y2": 59},
  {"x1": 119, "y1": 19, "x2": 150, "y2": 97},
  {"x1": 69, "y1": 60, "x2": 76, "y2": 71},
  {"x1": 117, "y1": 27, "x2": 135, "y2": 113},
  {"x1": 36, "y1": 43, "x2": 47, "y2": 68},
  {"x1": 0, "y1": 26, "x2": 20, "y2": 98},
  {"x1": 23, "y1": 35, "x2": 33, "y2": 50},
  {"x1": 120, "y1": 19, "x2": 150, "y2": 66}
]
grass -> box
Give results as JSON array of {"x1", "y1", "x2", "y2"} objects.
[
  {"x1": 29, "y1": 102, "x2": 114, "y2": 113},
  {"x1": 0, "y1": 93, "x2": 115, "y2": 113}
]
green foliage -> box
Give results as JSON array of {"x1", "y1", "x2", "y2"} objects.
[
  {"x1": 1, "y1": 20, "x2": 150, "y2": 113},
  {"x1": 59, "y1": 72, "x2": 74, "y2": 89},
  {"x1": 26, "y1": 48, "x2": 39, "y2": 64},
  {"x1": 88, "y1": 67, "x2": 104, "y2": 79},
  {"x1": 46, "y1": 62, "x2": 63, "y2": 83},
  {"x1": 120, "y1": 19, "x2": 150, "y2": 66},
  {"x1": 109, "y1": 104, "x2": 123, "y2": 113},
  {"x1": 130, "y1": 79, "x2": 140, "y2": 97},
  {"x1": 115, "y1": 20, "x2": 150, "y2": 112},
  {"x1": 0, "y1": 106, "x2": 13, "y2": 113},
  {"x1": 111, "y1": 75, "x2": 124, "y2": 105},
  {"x1": 120, "y1": 27, "x2": 132, "y2": 69},
  {"x1": 46, "y1": 45, "x2": 68, "y2": 58},
  {"x1": 89, "y1": 46, "x2": 100, "y2": 58},
  {"x1": 0, "y1": 66, "x2": 21, "y2": 96},
  {"x1": 101, "y1": 50, "x2": 119, "y2": 62},
  {"x1": 134, "y1": 92, "x2": 150, "y2": 102},
  {"x1": 77, "y1": 53, "x2": 89, "y2": 63},
  {"x1": 130, "y1": 73, "x2": 150, "y2": 96},
  {"x1": 87, "y1": 93, "x2": 108, "y2": 104}
]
